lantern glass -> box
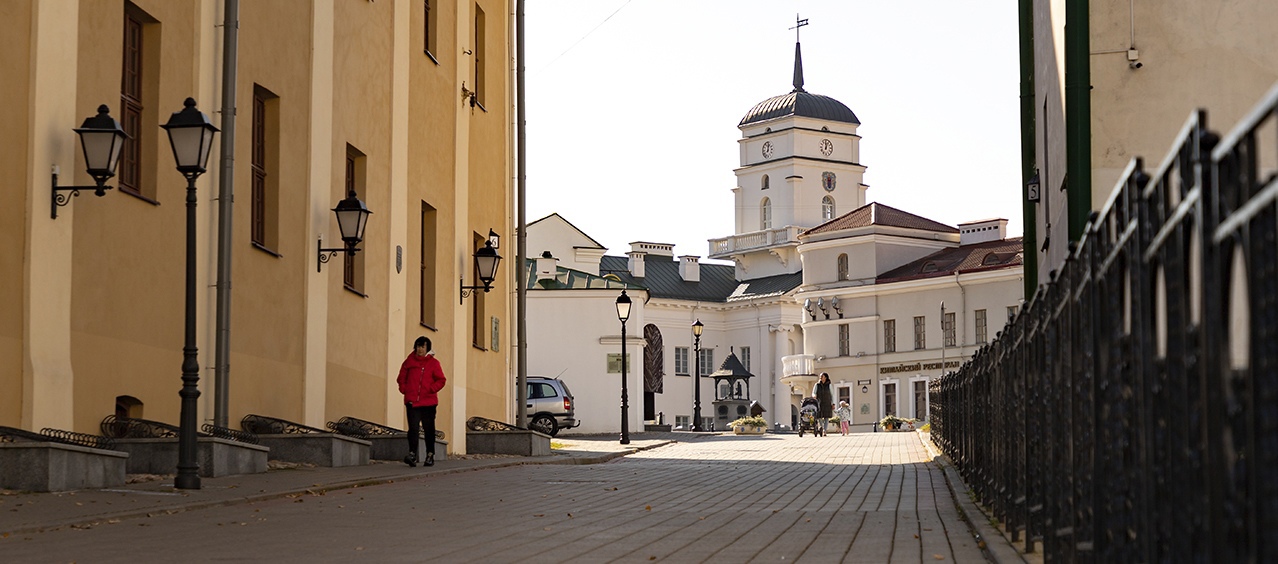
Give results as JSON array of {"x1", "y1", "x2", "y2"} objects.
[
  {"x1": 161, "y1": 98, "x2": 219, "y2": 175},
  {"x1": 616, "y1": 290, "x2": 632, "y2": 322},
  {"x1": 692, "y1": 319, "x2": 703, "y2": 337},
  {"x1": 74, "y1": 105, "x2": 129, "y2": 182},
  {"x1": 333, "y1": 194, "x2": 372, "y2": 245},
  {"x1": 474, "y1": 242, "x2": 501, "y2": 286}
]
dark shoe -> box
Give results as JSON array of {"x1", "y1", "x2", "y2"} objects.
[
  {"x1": 424, "y1": 452, "x2": 435, "y2": 467},
  {"x1": 404, "y1": 452, "x2": 417, "y2": 467}
]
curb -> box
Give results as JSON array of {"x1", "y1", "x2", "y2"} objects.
[
  {"x1": 917, "y1": 431, "x2": 1027, "y2": 564},
  {"x1": 3, "y1": 440, "x2": 675, "y2": 537}
]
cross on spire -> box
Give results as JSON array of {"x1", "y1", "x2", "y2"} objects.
[{"x1": 790, "y1": 13, "x2": 809, "y2": 42}]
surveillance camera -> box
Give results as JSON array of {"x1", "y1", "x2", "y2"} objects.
[{"x1": 1129, "y1": 61, "x2": 1143, "y2": 69}]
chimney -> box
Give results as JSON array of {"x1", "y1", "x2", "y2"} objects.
[
  {"x1": 958, "y1": 218, "x2": 1009, "y2": 245},
  {"x1": 535, "y1": 251, "x2": 558, "y2": 282},
  {"x1": 679, "y1": 255, "x2": 701, "y2": 282},
  {"x1": 627, "y1": 251, "x2": 646, "y2": 278}
]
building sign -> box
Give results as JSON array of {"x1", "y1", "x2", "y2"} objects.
[
  {"x1": 606, "y1": 353, "x2": 631, "y2": 374},
  {"x1": 879, "y1": 361, "x2": 960, "y2": 375}
]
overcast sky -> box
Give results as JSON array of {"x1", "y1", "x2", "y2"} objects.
[{"x1": 523, "y1": 0, "x2": 1022, "y2": 262}]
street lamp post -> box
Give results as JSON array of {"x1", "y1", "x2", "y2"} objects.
[
  {"x1": 616, "y1": 290, "x2": 632, "y2": 445},
  {"x1": 162, "y1": 98, "x2": 219, "y2": 490},
  {"x1": 692, "y1": 319, "x2": 704, "y2": 432}
]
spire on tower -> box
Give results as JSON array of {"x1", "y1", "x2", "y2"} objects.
[{"x1": 789, "y1": 14, "x2": 809, "y2": 93}]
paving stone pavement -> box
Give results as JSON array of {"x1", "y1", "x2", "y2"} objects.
[{"x1": 0, "y1": 431, "x2": 1024, "y2": 563}]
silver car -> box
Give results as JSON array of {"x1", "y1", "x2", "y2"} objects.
[{"x1": 525, "y1": 376, "x2": 580, "y2": 436}]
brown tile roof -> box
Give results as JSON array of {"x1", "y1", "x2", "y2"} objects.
[
  {"x1": 877, "y1": 238, "x2": 1025, "y2": 283},
  {"x1": 802, "y1": 202, "x2": 958, "y2": 237}
]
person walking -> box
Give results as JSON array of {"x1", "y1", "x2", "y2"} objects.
[
  {"x1": 813, "y1": 373, "x2": 834, "y2": 437},
  {"x1": 835, "y1": 400, "x2": 852, "y2": 436},
  {"x1": 397, "y1": 336, "x2": 446, "y2": 467}
]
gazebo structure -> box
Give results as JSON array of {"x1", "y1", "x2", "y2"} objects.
[{"x1": 709, "y1": 350, "x2": 755, "y2": 429}]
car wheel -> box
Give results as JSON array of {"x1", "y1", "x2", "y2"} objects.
[{"x1": 530, "y1": 414, "x2": 558, "y2": 436}]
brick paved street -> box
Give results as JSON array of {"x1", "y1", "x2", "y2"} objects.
[{"x1": 1, "y1": 432, "x2": 1006, "y2": 563}]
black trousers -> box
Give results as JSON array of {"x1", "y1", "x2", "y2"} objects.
[{"x1": 405, "y1": 404, "x2": 437, "y2": 457}]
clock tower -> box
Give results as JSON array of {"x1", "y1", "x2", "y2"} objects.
[{"x1": 708, "y1": 35, "x2": 868, "y2": 279}]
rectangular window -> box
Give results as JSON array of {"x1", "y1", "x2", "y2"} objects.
[
  {"x1": 674, "y1": 347, "x2": 689, "y2": 375},
  {"x1": 120, "y1": 5, "x2": 149, "y2": 198},
  {"x1": 838, "y1": 386, "x2": 850, "y2": 406},
  {"x1": 422, "y1": 0, "x2": 438, "y2": 60},
  {"x1": 675, "y1": 415, "x2": 690, "y2": 429},
  {"x1": 943, "y1": 312, "x2": 956, "y2": 347},
  {"x1": 420, "y1": 202, "x2": 438, "y2": 327},
  {"x1": 838, "y1": 324, "x2": 850, "y2": 356},
  {"x1": 343, "y1": 146, "x2": 366, "y2": 294},
  {"x1": 698, "y1": 348, "x2": 714, "y2": 377},
  {"x1": 883, "y1": 319, "x2": 896, "y2": 353},
  {"x1": 251, "y1": 85, "x2": 280, "y2": 251},
  {"x1": 913, "y1": 316, "x2": 926, "y2": 350},
  {"x1": 883, "y1": 382, "x2": 897, "y2": 417},
  {"x1": 740, "y1": 347, "x2": 750, "y2": 371},
  {"x1": 975, "y1": 309, "x2": 988, "y2": 344},
  {"x1": 472, "y1": 232, "x2": 486, "y2": 349},
  {"x1": 1007, "y1": 305, "x2": 1019, "y2": 321},
  {"x1": 473, "y1": 3, "x2": 486, "y2": 107}
]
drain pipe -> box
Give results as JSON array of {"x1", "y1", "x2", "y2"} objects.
[
  {"x1": 515, "y1": 0, "x2": 528, "y2": 428},
  {"x1": 1018, "y1": 0, "x2": 1037, "y2": 300},
  {"x1": 213, "y1": 0, "x2": 239, "y2": 428},
  {"x1": 1065, "y1": 0, "x2": 1091, "y2": 242}
]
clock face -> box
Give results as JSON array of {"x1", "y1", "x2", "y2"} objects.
[
  {"x1": 762, "y1": 141, "x2": 774, "y2": 159},
  {"x1": 819, "y1": 138, "x2": 834, "y2": 157},
  {"x1": 822, "y1": 171, "x2": 836, "y2": 192}
]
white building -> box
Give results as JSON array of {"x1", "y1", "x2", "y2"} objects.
[{"x1": 525, "y1": 40, "x2": 1024, "y2": 433}]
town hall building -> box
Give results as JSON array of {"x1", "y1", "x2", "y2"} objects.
[{"x1": 524, "y1": 39, "x2": 1024, "y2": 433}]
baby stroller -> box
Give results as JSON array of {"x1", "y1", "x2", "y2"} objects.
[{"x1": 797, "y1": 397, "x2": 824, "y2": 437}]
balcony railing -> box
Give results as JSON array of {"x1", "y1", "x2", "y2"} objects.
[
  {"x1": 781, "y1": 354, "x2": 816, "y2": 378},
  {"x1": 708, "y1": 226, "x2": 803, "y2": 258}
]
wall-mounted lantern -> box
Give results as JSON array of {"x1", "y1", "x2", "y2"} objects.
[
  {"x1": 460, "y1": 237, "x2": 502, "y2": 303},
  {"x1": 51, "y1": 105, "x2": 130, "y2": 219},
  {"x1": 317, "y1": 190, "x2": 373, "y2": 272}
]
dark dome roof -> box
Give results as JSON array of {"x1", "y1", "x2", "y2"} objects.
[{"x1": 739, "y1": 91, "x2": 860, "y2": 127}]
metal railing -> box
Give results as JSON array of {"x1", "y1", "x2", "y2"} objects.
[
  {"x1": 240, "y1": 414, "x2": 329, "y2": 435},
  {"x1": 327, "y1": 416, "x2": 445, "y2": 441},
  {"x1": 930, "y1": 84, "x2": 1278, "y2": 562},
  {"x1": 0, "y1": 425, "x2": 115, "y2": 450},
  {"x1": 100, "y1": 415, "x2": 260, "y2": 445}
]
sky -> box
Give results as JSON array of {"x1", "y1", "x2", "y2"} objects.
[{"x1": 523, "y1": 0, "x2": 1023, "y2": 262}]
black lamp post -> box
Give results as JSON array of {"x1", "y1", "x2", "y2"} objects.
[
  {"x1": 616, "y1": 290, "x2": 632, "y2": 444},
  {"x1": 317, "y1": 190, "x2": 373, "y2": 272},
  {"x1": 692, "y1": 319, "x2": 704, "y2": 432},
  {"x1": 161, "y1": 98, "x2": 219, "y2": 490},
  {"x1": 460, "y1": 238, "x2": 503, "y2": 303},
  {"x1": 51, "y1": 105, "x2": 130, "y2": 219}
]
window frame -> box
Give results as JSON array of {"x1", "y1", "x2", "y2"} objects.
[
  {"x1": 883, "y1": 319, "x2": 896, "y2": 353},
  {"x1": 822, "y1": 195, "x2": 835, "y2": 220},
  {"x1": 674, "y1": 346, "x2": 689, "y2": 375},
  {"x1": 761, "y1": 197, "x2": 772, "y2": 230},
  {"x1": 913, "y1": 316, "x2": 926, "y2": 350},
  {"x1": 975, "y1": 309, "x2": 988, "y2": 344},
  {"x1": 838, "y1": 324, "x2": 850, "y2": 357}
]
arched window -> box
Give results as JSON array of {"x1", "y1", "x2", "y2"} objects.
[
  {"x1": 761, "y1": 174, "x2": 770, "y2": 190},
  {"x1": 761, "y1": 197, "x2": 772, "y2": 229},
  {"x1": 837, "y1": 253, "x2": 849, "y2": 281},
  {"x1": 822, "y1": 196, "x2": 835, "y2": 220}
]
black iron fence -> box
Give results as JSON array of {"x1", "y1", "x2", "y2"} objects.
[{"x1": 931, "y1": 84, "x2": 1278, "y2": 562}]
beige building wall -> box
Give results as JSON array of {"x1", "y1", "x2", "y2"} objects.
[
  {"x1": 3, "y1": 0, "x2": 513, "y2": 455},
  {"x1": 1033, "y1": 0, "x2": 1278, "y2": 279}
]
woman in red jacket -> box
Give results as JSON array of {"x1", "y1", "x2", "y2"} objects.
[{"x1": 397, "y1": 336, "x2": 446, "y2": 467}]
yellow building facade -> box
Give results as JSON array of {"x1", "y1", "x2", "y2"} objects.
[{"x1": 2, "y1": 0, "x2": 513, "y2": 454}]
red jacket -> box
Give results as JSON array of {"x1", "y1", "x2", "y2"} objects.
[{"x1": 397, "y1": 352, "x2": 446, "y2": 407}]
